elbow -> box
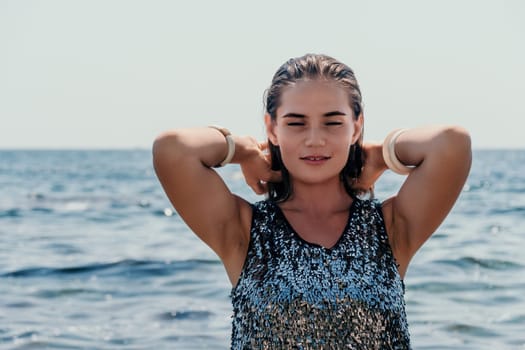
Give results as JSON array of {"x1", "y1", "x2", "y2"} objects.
[
  {"x1": 152, "y1": 130, "x2": 184, "y2": 170},
  {"x1": 152, "y1": 131, "x2": 175, "y2": 156},
  {"x1": 439, "y1": 125, "x2": 472, "y2": 167},
  {"x1": 443, "y1": 125, "x2": 471, "y2": 152}
]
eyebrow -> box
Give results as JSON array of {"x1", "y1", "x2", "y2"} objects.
[{"x1": 282, "y1": 111, "x2": 347, "y2": 118}]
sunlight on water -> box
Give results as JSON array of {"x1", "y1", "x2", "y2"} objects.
[{"x1": 0, "y1": 149, "x2": 524, "y2": 349}]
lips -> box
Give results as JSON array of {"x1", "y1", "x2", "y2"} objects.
[{"x1": 300, "y1": 155, "x2": 330, "y2": 161}]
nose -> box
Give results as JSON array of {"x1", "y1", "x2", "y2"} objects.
[{"x1": 305, "y1": 127, "x2": 326, "y2": 147}]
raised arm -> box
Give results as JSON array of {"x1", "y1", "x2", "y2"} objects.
[
  {"x1": 152, "y1": 127, "x2": 279, "y2": 285},
  {"x1": 380, "y1": 126, "x2": 472, "y2": 278}
]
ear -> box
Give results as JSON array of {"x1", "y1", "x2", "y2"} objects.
[
  {"x1": 352, "y1": 113, "x2": 364, "y2": 144},
  {"x1": 264, "y1": 113, "x2": 279, "y2": 146}
]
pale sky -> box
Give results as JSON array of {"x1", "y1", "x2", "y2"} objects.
[{"x1": 1, "y1": 0, "x2": 524, "y2": 149}]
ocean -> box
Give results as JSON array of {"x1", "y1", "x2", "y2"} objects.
[{"x1": 0, "y1": 149, "x2": 524, "y2": 349}]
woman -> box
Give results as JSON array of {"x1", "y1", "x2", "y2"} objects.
[{"x1": 153, "y1": 54, "x2": 471, "y2": 349}]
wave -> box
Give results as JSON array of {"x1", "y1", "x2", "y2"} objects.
[
  {"x1": 0, "y1": 208, "x2": 22, "y2": 218},
  {"x1": 0, "y1": 202, "x2": 176, "y2": 220},
  {"x1": 435, "y1": 256, "x2": 523, "y2": 271},
  {"x1": 489, "y1": 206, "x2": 525, "y2": 215},
  {"x1": 409, "y1": 280, "x2": 502, "y2": 293},
  {"x1": 1, "y1": 258, "x2": 220, "y2": 279},
  {"x1": 156, "y1": 309, "x2": 214, "y2": 321},
  {"x1": 441, "y1": 323, "x2": 501, "y2": 338}
]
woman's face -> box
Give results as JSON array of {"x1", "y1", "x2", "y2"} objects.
[{"x1": 266, "y1": 79, "x2": 363, "y2": 186}]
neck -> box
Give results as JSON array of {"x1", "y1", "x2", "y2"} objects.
[{"x1": 282, "y1": 178, "x2": 353, "y2": 214}]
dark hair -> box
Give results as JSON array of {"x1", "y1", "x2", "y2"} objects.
[{"x1": 265, "y1": 53, "x2": 365, "y2": 202}]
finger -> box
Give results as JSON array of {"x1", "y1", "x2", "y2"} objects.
[
  {"x1": 247, "y1": 180, "x2": 265, "y2": 195},
  {"x1": 261, "y1": 170, "x2": 281, "y2": 183},
  {"x1": 259, "y1": 141, "x2": 269, "y2": 150},
  {"x1": 257, "y1": 181, "x2": 269, "y2": 194},
  {"x1": 264, "y1": 152, "x2": 272, "y2": 164},
  {"x1": 267, "y1": 170, "x2": 282, "y2": 183}
]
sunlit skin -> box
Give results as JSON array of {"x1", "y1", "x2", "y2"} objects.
[
  {"x1": 150, "y1": 52, "x2": 472, "y2": 349},
  {"x1": 153, "y1": 80, "x2": 471, "y2": 285},
  {"x1": 265, "y1": 80, "x2": 364, "y2": 248},
  {"x1": 266, "y1": 80, "x2": 362, "y2": 189}
]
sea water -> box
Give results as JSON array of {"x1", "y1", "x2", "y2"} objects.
[{"x1": 0, "y1": 149, "x2": 524, "y2": 349}]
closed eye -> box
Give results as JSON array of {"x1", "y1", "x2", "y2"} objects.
[
  {"x1": 287, "y1": 122, "x2": 305, "y2": 126},
  {"x1": 325, "y1": 122, "x2": 343, "y2": 126}
]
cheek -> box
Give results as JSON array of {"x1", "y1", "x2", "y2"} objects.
[
  {"x1": 275, "y1": 140, "x2": 296, "y2": 165},
  {"x1": 339, "y1": 148, "x2": 352, "y2": 166},
  {"x1": 335, "y1": 141, "x2": 353, "y2": 167},
  {"x1": 274, "y1": 125, "x2": 299, "y2": 148}
]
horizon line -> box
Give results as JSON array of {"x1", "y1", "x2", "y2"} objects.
[{"x1": 0, "y1": 146, "x2": 523, "y2": 151}]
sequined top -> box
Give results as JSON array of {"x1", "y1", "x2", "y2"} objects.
[{"x1": 230, "y1": 198, "x2": 410, "y2": 349}]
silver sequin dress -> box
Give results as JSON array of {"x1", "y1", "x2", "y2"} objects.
[{"x1": 230, "y1": 198, "x2": 410, "y2": 349}]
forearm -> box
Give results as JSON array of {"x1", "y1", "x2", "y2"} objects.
[
  {"x1": 153, "y1": 127, "x2": 259, "y2": 169},
  {"x1": 390, "y1": 126, "x2": 471, "y2": 169},
  {"x1": 366, "y1": 141, "x2": 388, "y2": 172},
  {"x1": 354, "y1": 141, "x2": 387, "y2": 192}
]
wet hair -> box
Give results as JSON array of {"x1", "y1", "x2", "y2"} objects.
[{"x1": 265, "y1": 53, "x2": 365, "y2": 202}]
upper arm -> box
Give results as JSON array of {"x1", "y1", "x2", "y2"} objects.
[
  {"x1": 389, "y1": 126, "x2": 472, "y2": 268},
  {"x1": 152, "y1": 130, "x2": 251, "y2": 262}
]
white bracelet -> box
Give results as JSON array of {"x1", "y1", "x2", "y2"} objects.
[
  {"x1": 209, "y1": 126, "x2": 235, "y2": 167},
  {"x1": 382, "y1": 129, "x2": 414, "y2": 175}
]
